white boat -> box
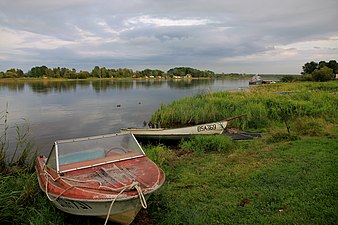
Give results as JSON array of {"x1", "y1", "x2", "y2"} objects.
[
  {"x1": 249, "y1": 74, "x2": 262, "y2": 85},
  {"x1": 120, "y1": 114, "x2": 246, "y2": 141}
]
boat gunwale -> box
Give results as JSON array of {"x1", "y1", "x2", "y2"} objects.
[
  {"x1": 36, "y1": 172, "x2": 163, "y2": 203},
  {"x1": 36, "y1": 156, "x2": 165, "y2": 202},
  {"x1": 55, "y1": 132, "x2": 128, "y2": 144},
  {"x1": 121, "y1": 121, "x2": 228, "y2": 133}
]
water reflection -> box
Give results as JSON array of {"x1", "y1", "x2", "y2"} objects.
[
  {"x1": 0, "y1": 82, "x2": 25, "y2": 92},
  {"x1": 167, "y1": 79, "x2": 214, "y2": 89},
  {"x1": 0, "y1": 79, "x2": 218, "y2": 94}
]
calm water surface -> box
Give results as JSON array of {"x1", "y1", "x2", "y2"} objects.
[{"x1": 0, "y1": 79, "x2": 248, "y2": 155}]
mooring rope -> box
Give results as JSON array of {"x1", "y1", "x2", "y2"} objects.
[
  {"x1": 103, "y1": 181, "x2": 147, "y2": 225},
  {"x1": 43, "y1": 166, "x2": 151, "y2": 225},
  {"x1": 42, "y1": 155, "x2": 164, "y2": 225}
]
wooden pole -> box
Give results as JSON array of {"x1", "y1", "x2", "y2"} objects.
[{"x1": 222, "y1": 114, "x2": 247, "y2": 121}]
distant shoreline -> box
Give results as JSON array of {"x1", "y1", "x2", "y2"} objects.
[{"x1": 0, "y1": 74, "x2": 295, "y2": 82}]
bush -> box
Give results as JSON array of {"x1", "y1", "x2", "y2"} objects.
[
  {"x1": 294, "y1": 117, "x2": 327, "y2": 136},
  {"x1": 311, "y1": 66, "x2": 334, "y2": 82},
  {"x1": 266, "y1": 131, "x2": 299, "y2": 143},
  {"x1": 179, "y1": 135, "x2": 235, "y2": 154}
]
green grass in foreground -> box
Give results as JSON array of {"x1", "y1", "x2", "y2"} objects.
[{"x1": 146, "y1": 137, "x2": 338, "y2": 225}]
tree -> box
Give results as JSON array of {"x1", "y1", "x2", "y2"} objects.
[
  {"x1": 302, "y1": 61, "x2": 318, "y2": 74},
  {"x1": 77, "y1": 71, "x2": 90, "y2": 79},
  {"x1": 167, "y1": 67, "x2": 215, "y2": 78},
  {"x1": 302, "y1": 60, "x2": 338, "y2": 75},
  {"x1": 53, "y1": 68, "x2": 61, "y2": 78},
  {"x1": 327, "y1": 60, "x2": 338, "y2": 74},
  {"x1": 63, "y1": 68, "x2": 76, "y2": 79},
  {"x1": 91, "y1": 66, "x2": 101, "y2": 78},
  {"x1": 4, "y1": 68, "x2": 24, "y2": 78},
  {"x1": 100, "y1": 67, "x2": 108, "y2": 78},
  {"x1": 4, "y1": 71, "x2": 18, "y2": 78},
  {"x1": 28, "y1": 66, "x2": 48, "y2": 77},
  {"x1": 311, "y1": 66, "x2": 334, "y2": 82}
]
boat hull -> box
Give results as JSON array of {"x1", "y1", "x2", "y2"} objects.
[
  {"x1": 36, "y1": 153, "x2": 165, "y2": 225},
  {"x1": 121, "y1": 121, "x2": 228, "y2": 141},
  {"x1": 43, "y1": 192, "x2": 148, "y2": 225},
  {"x1": 249, "y1": 80, "x2": 262, "y2": 85}
]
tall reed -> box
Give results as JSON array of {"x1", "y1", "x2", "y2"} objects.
[
  {"x1": 150, "y1": 81, "x2": 338, "y2": 132},
  {"x1": 0, "y1": 105, "x2": 37, "y2": 174}
]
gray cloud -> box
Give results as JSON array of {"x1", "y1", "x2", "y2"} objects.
[{"x1": 0, "y1": 0, "x2": 337, "y2": 73}]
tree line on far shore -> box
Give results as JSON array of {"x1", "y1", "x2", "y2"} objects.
[
  {"x1": 1, "y1": 60, "x2": 337, "y2": 81},
  {"x1": 0, "y1": 66, "x2": 216, "y2": 79}
]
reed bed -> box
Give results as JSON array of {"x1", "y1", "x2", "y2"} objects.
[
  {"x1": 0, "y1": 105, "x2": 37, "y2": 174},
  {"x1": 151, "y1": 81, "x2": 338, "y2": 132}
]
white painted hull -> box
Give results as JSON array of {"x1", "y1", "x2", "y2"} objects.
[
  {"x1": 45, "y1": 192, "x2": 150, "y2": 225},
  {"x1": 121, "y1": 121, "x2": 228, "y2": 140}
]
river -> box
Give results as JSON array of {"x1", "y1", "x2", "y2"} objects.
[{"x1": 0, "y1": 79, "x2": 248, "y2": 155}]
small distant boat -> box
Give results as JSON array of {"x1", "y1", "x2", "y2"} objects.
[
  {"x1": 121, "y1": 114, "x2": 246, "y2": 141},
  {"x1": 262, "y1": 80, "x2": 276, "y2": 84},
  {"x1": 35, "y1": 133, "x2": 165, "y2": 225},
  {"x1": 249, "y1": 74, "x2": 262, "y2": 85}
]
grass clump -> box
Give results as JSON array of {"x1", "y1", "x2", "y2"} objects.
[
  {"x1": 179, "y1": 135, "x2": 235, "y2": 154},
  {"x1": 266, "y1": 130, "x2": 300, "y2": 143},
  {"x1": 293, "y1": 116, "x2": 328, "y2": 136},
  {"x1": 143, "y1": 144, "x2": 175, "y2": 169},
  {"x1": 0, "y1": 173, "x2": 38, "y2": 224}
]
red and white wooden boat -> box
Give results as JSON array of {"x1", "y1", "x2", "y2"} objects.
[{"x1": 35, "y1": 132, "x2": 165, "y2": 225}]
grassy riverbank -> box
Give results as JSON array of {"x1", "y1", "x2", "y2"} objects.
[
  {"x1": 151, "y1": 81, "x2": 338, "y2": 131},
  {"x1": 147, "y1": 136, "x2": 337, "y2": 225},
  {"x1": 0, "y1": 81, "x2": 337, "y2": 225}
]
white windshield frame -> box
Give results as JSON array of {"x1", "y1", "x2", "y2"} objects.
[{"x1": 46, "y1": 133, "x2": 145, "y2": 173}]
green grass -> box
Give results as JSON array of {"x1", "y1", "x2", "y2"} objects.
[
  {"x1": 179, "y1": 135, "x2": 235, "y2": 154},
  {"x1": 147, "y1": 137, "x2": 338, "y2": 225}
]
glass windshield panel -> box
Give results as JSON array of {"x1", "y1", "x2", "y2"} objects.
[
  {"x1": 46, "y1": 144, "x2": 57, "y2": 170},
  {"x1": 55, "y1": 133, "x2": 143, "y2": 169}
]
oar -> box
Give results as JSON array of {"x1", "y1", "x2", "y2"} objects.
[{"x1": 222, "y1": 114, "x2": 247, "y2": 121}]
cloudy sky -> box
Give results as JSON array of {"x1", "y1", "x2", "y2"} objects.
[{"x1": 0, "y1": 0, "x2": 337, "y2": 74}]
